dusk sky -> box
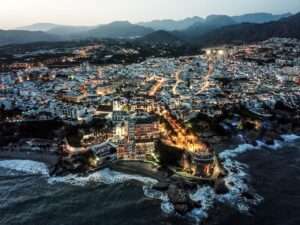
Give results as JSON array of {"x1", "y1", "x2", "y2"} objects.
[{"x1": 1, "y1": 0, "x2": 300, "y2": 29}]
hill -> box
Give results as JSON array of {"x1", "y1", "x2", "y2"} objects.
[
  {"x1": 138, "y1": 17, "x2": 204, "y2": 31},
  {"x1": 47, "y1": 25, "x2": 95, "y2": 36},
  {"x1": 18, "y1": 23, "x2": 95, "y2": 36},
  {"x1": 137, "y1": 13, "x2": 289, "y2": 31},
  {"x1": 85, "y1": 21, "x2": 154, "y2": 39},
  {"x1": 17, "y1": 23, "x2": 60, "y2": 32},
  {"x1": 138, "y1": 30, "x2": 183, "y2": 44},
  {"x1": 232, "y1": 12, "x2": 292, "y2": 24},
  {"x1": 0, "y1": 30, "x2": 61, "y2": 46},
  {"x1": 178, "y1": 15, "x2": 237, "y2": 41},
  {"x1": 196, "y1": 13, "x2": 300, "y2": 46},
  {"x1": 7, "y1": 12, "x2": 298, "y2": 46}
]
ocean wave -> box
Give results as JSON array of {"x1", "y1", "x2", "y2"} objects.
[
  {"x1": 142, "y1": 185, "x2": 173, "y2": 214},
  {"x1": 281, "y1": 134, "x2": 300, "y2": 142},
  {"x1": 0, "y1": 160, "x2": 49, "y2": 176},
  {"x1": 0, "y1": 133, "x2": 298, "y2": 222},
  {"x1": 219, "y1": 133, "x2": 300, "y2": 160},
  {"x1": 256, "y1": 140, "x2": 283, "y2": 150},
  {"x1": 0, "y1": 159, "x2": 158, "y2": 188},
  {"x1": 48, "y1": 168, "x2": 158, "y2": 186},
  {"x1": 219, "y1": 143, "x2": 257, "y2": 159},
  {"x1": 188, "y1": 186, "x2": 215, "y2": 222},
  {"x1": 215, "y1": 134, "x2": 300, "y2": 211},
  {"x1": 143, "y1": 185, "x2": 169, "y2": 201},
  {"x1": 161, "y1": 201, "x2": 175, "y2": 214},
  {"x1": 217, "y1": 158, "x2": 263, "y2": 213},
  {"x1": 182, "y1": 133, "x2": 300, "y2": 222}
]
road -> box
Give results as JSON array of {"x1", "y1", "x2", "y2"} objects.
[
  {"x1": 159, "y1": 108, "x2": 208, "y2": 153},
  {"x1": 196, "y1": 58, "x2": 214, "y2": 95},
  {"x1": 149, "y1": 77, "x2": 165, "y2": 97},
  {"x1": 172, "y1": 70, "x2": 184, "y2": 95}
]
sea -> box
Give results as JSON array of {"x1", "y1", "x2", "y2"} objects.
[{"x1": 0, "y1": 134, "x2": 299, "y2": 225}]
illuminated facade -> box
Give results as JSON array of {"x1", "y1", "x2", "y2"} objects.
[{"x1": 116, "y1": 113, "x2": 159, "y2": 160}]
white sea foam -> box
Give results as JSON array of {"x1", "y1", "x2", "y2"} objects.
[
  {"x1": 143, "y1": 185, "x2": 173, "y2": 214},
  {"x1": 281, "y1": 134, "x2": 300, "y2": 142},
  {"x1": 0, "y1": 159, "x2": 158, "y2": 188},
  {"x1": 216, "y1": 139, "x2": 275, "y2": 214},
  {"x1": 161, "y1": 201, "x2": 175, "y2": 214},
  {"x1": 48, "y1": 168, "x2": 158, "y2": 186},
  {"x1": 214, "y1": 133, "x2": 300, "y2": 212},
  {"x1": 143, "y1": 133, "x2": 300, "y2": 221},
  {"x1": 188, "y1": 186, "x2": 215, "y2": 222},
  {"x1": 0, "y1": 133, "x2": 298, "y2": 221},
  {"x1": 219, "y1": 143, "x2": 257, "y2": 159},
  {"x1": 218, "y1": 158, "x2": 263, "y2": 212},
  {"x1": 186, "y1": 156, "x2": 262, "y2": 222},
  {"x1": 0, "y1": 160, "x2": 49, "y2": 176},
  {"x1": 187, "y1": 134, "x2": 299, "y2": 222},
  {"x1": 219, "y1": 133, "x2": 300, "y2": 160},
  {"x1": 256, "y1": 140, "x2": 282, "y2": 150},
  {"x1": 143, "y1": 185, "x2": 169, "y2": 201}
]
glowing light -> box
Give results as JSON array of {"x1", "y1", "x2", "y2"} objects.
[
  {"x1": 173, "y1": 70, "x2": 183, "y2": 95},
  {"x1": 159, "y1": 107, "x2": 209, "y2": 153},
  {"x1": 218, "y1": 50, "x2": 224, "y2": 55},
  {"x1": 149, "y1": 78, "x2": 165, "y2": 96}
]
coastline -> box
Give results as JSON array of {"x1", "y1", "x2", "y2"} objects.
[
  {"x1": 0, "y1": 150, "x2": 59, "y2": 170},
  {"x1": 0, "y1": 132, "x2": 299, "y2": 178},
  {"x1": 1, "y1": 132, "x2": 299, "y2": 218}
]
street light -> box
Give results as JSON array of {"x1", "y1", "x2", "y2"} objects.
[
  {"x1": 218, "y1": 50, "x2": 224, "y2": 56},
  {"x1": 206, "y1": 49, "x2": 212, "y2": 55}
]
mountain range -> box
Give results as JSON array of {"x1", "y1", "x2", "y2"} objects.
[
  {"x1": 138, "y1": 13, "x2": 292, "y2": 31},
  {"x1": 176, "y1": 15, "x2": 237, "y2": 41},
  {"x1": 0, "y1": 12, "x2": 298, "y2": 46},
  {"x1": 138, "y1": 17, "x2": 205, "y2": 31},
  {"x1": 83, "y1": 21, "x2": 154, "y2": 39},
  {"x1": 138, "y1": 30, "x2": 183, "y2": 44},
  {"x1": 0, "y1": 30, "x2": 60, "y2": 46},
  {"x1": 194, "y1": 12, "x2": 300, "y2": 46},
  {"x1": 18, "y1": 23, "x2": 61, "y2": 32}
]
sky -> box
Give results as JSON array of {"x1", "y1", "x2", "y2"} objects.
[{"x1": 0, "y1": 0, "x2": 300, "y2": 29}]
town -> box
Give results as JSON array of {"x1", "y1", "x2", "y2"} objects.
[{"x1": 1, "y1": 37, "x2": 300, "y2": 213}]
